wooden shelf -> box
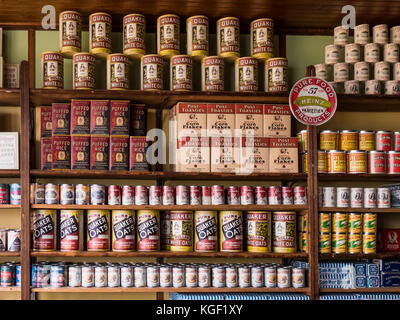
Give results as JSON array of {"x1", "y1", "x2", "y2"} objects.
[
  {"x1": 30, "y1": 89, "x2": 288, "y2": 108},
  {"x1": 0, "y1": 170, "x2": 20, "y2": 178},
  {"x1": 164, "y1": 172, "x2": 306, "y2": 181},
  {"x1": 0, "y1": 205, "x2": 21, "y2": 209},
  {"x1": 337, "y1": 94, "x2": 400, "y2": 113},
  {"x1": 319, "y1": 207, "x2": 400, "y2": 213},
  {"x1": 318, "y1": 173, "x2": 400, "y2": 181},
  {"x1": 0, "y1": 252, "x2": 20, "y2": 257},
  {"x1": 0, "y1": 287, "x2": 21, "y2": 292},
  {"x1": 31, "y1": 286, "x2": 309, "y2": 293},
  {"x1": 320, "y1": 253, "x2": 400, "y2": 259},
  {"x1": 31, "y1": 204, "x2": 308, "y2": 212},
  {"x1": 0, "y1": 89, "x2": 20, "y2": 106},
  {"x1": 31, "y1": 251, "x2": 308, "y2": 259},
  {"x1": 320, "y1": 288, "x2": 400, "y2": 293}
]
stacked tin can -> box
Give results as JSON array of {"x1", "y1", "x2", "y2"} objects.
[
  {"x1": 317, "y1": 24, "x2": 400, "y2": 95},
  {"x1": 0, "y1": 262, "x2": 20, "y2": 287},
  {"x1": 0, "y1": 183, "x2": 21, "y2": 205},
  {"x1": 0, "y1": 229, "x2": 21, "y2": 252}
]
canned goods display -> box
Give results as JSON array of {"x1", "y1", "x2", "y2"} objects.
[
  {"x1": 325, "y1": 44, "x2": 341, "y2": 64},
  {"x1": 170, "y1": 55, "x2": 193, "y2": 91},
  {"x1": 220, "y1": 211, "x2": 243, "y2": 252},
  {"x1": 327, "y1": 150, "x2": 346, "y2": 173},
  {"x1": 315, "y1": 64, "x2": 329, "y2": 80},
  {"x1": 365, "y1": 43, "x2": 380, "y2": 63},
  {"x1": 336, "y1": 187, "x2": 350, "y2": 207},
  {"x1": 60, "y1": 184, "x2": 74, "y2": 205},
  {"x1": 45, "y1": 183, "x2": 59, "y2": 204},
  {"x1": 334, "y1": 26, "x2": 349, "y2": 46},
  {"x1": 73, "y1": 52, "x2": 95, "y2": 90},
  {"x1": 319, "y1": 232, "x2": 331, "y2": 253},
  {"x1": 170, "y1": 211, "x2": 193, "y2": 252},
  {"x1": 354, "y1": 62, "x2": 369, "y2": 81},
  {"x1": 345, "y1": 43, "x2": 360, "y2": 63},
  {"x1": 75, "y1": 184, "x2": 89, "y2": 205},
  {"x1": 368, "y1": 151, "x2": 387, "y2": 174},
  {"x1": 194, "y1": 211, "x2": 218, "y2": 252},
  {"x1": 89, "y1": 12, "x2": 112, "y2": 58},
  {"x1": 332, "y1": 213, "x2": 348, "y2": 233},
  {"x1": 157, "y1": 14, "x2": 180, "y2": 58},
  {"x1": 149, "y1": 186, "x2": 161, "y2": 206},
  {"x1": 235, "y1": 57, "x2": 258, "y2": 92},
  {"x1": 272, "y1": 211, "x2": 296, "y2": 253},
  {"x1": 265, "y1": 58, "x2": 288, "y2": 93},
  {"x1": 246, "y1": 211, "x2": 271, "y2": 253},
  {"x1": 217, "y1": 17, "x2": 240, "y2": 60},
  {"x1": 0, "y1": 184, "x2": 10, "y2": 205},
  {"x1": 334, "y1": 63, "x2": 349, "y2": 82},
  {"x1": 319, "y1": 130, "x2": 339, "y2": 151},
  {"x1": 348, "y1": 232, "x2": 362, "y2": 254},
  {"x1": 87, "y1": 210, "x2": 110, "y2": 251},
  {"x1": 90, "y1": 184, "x2": 106, "y2": 205},
  {"x1": 123, "y1": 14, "x2": 146, "y2": 59},
  {"x1": 348, "y1": 213, "x2": 362, "y2": 233},
  {"x1": 227, "y1": 186, "x2": 240, "y2": 205},
  {"x1": 112, "y1": 210, "x2": 135, "y2": 252},
  {"x1": 363, "y1": 232, "x2": 377, "y2": 253},
  {"x1": 332, "y1": 232, "x2": 347, "y2": 254},
  {"x1": 388, "y1": 151, "x2": 400, "y2": 174},
  {"x1": 340, "y1": 130, "x2": 358, "y2": 151},
  {"x1": 354, "y1": 24, "x2": 370, "y2": 44},
  {"x1": 6, "y1": 229, "x2": 20, "y2": 252},
  {"x1": 359, "y1": 130, "x2": 375, "y2": 151},
  {"x1": 363, "y1": 213, "x2": 377, "y2": 233},
  {"x1": 135, "y1": 185, "x2": 148, "y2": 205},
  {"x1": 201, "y1": 56, "x2": 224, "y2": 92},
  {"x1": 187, "y1": 15, "x2": 209, "y2": 59},
  {"x1": 319, "y1": 213, "x2": 331, "y2": 233},
  {"x1": 41, "y1": 51, "x2": 63, "y2": 89}
]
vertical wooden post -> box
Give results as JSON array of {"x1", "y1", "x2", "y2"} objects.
[
  {"x1": 28, "y1": 30, "x2": 35, "y2": 88},
  {"x1": 20, "y1": 61, "x2": 31, "y2": 300}
]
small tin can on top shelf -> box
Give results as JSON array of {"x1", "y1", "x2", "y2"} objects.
[
  {"x1": 89, "y1": 12, "x2": 112, "y2": 59},
  {"x1": 123, "y1": 13, "x2": 146, "y2": 59},
  {"x1": 217, "y1": 17, "x2": 240, "y2": 61},
  {"x1": 187, "y1": 15, "x2": 209, "y2": 60},
  {"x1": 59, "y1": 11, "x2": 81, "y2": 58},
  {"x1": 157, "y1": 14, "x2": 180, "y2": 59},
  {"x1": 250, "y1": 18, "x2": 274, "y2": 60}
]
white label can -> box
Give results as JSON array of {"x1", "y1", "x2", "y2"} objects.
[
  {"x1": 172, "y1": 266, "x2": 185, "y2": 288},
  {"x1": 344, "y1": 80, "x2": 360, "y2": 94},
  {"x1": 384, "y1": 43, "x2": 399, "y2": 63},
  {"x1": 350, "y1": 187, "x2": 364, "y2": 208},
  {"x1": 134, "y1": 265, "x2": 147, "y2": 287},
  {"x1": 226, "y1": 266, "x2": 238, "y2": 288},
  {"x1": 364, "y1": 188, "x2": 377, "y2": 208},
  {"x1": 334, "y1": 26, "x2": 349, "y2": 46},
  {"x1": 354, "y1": 24, "x2": 370, "y2": 45},
  {"x1": 68, "y1": 265, "x2": 82, "y2": 287},
  {"x1": 375, "y1": 61, "x2": 391, "y2": 81},
  {"x1": 198, "y1": 266, "x2": 211, "y2": 288},
  {"x1": 373, "y1": 24, "x2": 389, "y2": 44},
  {"x1": 212, "y1": 266, "x2": 225, "y2": 288},
  {"x1": 82, "y1": 265, "x2": 95, "y2": 287},
  {"x1": 394, "y1": 63, "x2": 400, "y2": 81},
  {"x1": 384, "y1": 80, "x2": 400, "y2": 95},
  {"x1": 322, "y1": 187, "x2": 336, "y2": 207},
  {"x1": 391, "y1": 26, "x2": 400, "y2": 44},
  {"x1": 365, "y1": 80, "x2": 381, "y2": 95},
  {"x1": 315, "y1": 64, "x2": 329, "y2": 80},
  {"x1": 147, "y1": 265, "x2": 160, "y2": 287},
  {"x1": 185, "y1": 266, "x2": 198, "y2": 288},
  {"x1": 94, "y1": 265, "x2": 107, "y2": 288},
  {"x1": 120, "y1": 265, "x2": 133, "y2": 288},
  {"x1": 160, "y1": 266, "x2": 172, "y2": 288},
  {"x1": 251, "y1": 266, "x2": 264, "y2": 288},
  {"x1": 364, "y1": 43, "x2": 381, "y2": 63},
  {"x1": 264, "y1": 266, "x2": 277, "y2": 288},
  {"x1": 354, "y1": 61, "x2": 369, "y2": 81},
  {"x1": 336, "y1": 187, "x2": 350, "y2": 208},
  {"x1": 325, "y1": 44, "x2": 341, "y2": 64},
  {"x1": 345, "y1": 43, "x2": 360, "y2": 63},
  {"x1": 107, "y1": 265, "x2": 121, "y2": 287},
  {"x1": 377, "y1": 187, "x2": 391, "y2": 208},
  {"x1": 238, "y1": 266, "x2": 250, "y2": 288},
  {"x1": 334, "y1": 63, "x2": 349, "y2": 82}
]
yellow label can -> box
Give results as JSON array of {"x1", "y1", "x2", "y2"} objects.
[
  {"x1": 247, "y1": 211, "x2": 271, "y2": 253},
  {"x1": 319, "y1": 212, "x2": 331, "y2": 233},
  {"x1": 331, "y1": 232, "x2": 347, "y2": 254},
  {"x1": 348, "y1": 213, "x2": 363, "y2": 233},
  {"x1": 89, "y1": 12, "x2": 112, "y2": 59},
  {"x1": 348, "y1": 232, "x2": 362, "y2": 253},
  {"x1": 187, "y1": 15, "x2": 209, "y2": 60},
  {"x1": 332, "y1": 212, "x2": 348, "y2": 233},
  {"x1": 363, "y1": 213, "x2": 377, "y2": 233},
  {"x1": 170, "y1": 211, "x2": 193, "y2": 252},
  {"x1": 157, "y1": 14, "x2": 180, "y2": 58},
  {"x1": 319, "y1": 130, "x2": 339, "y2": 151},
  {"x1": 363, "y1": 232, "x2": 376, "y2": 253},
  {"x1": 272, "y1": 211, "x2": 297, "y2": 253},
  {"x1": 319, "y1": 232, "x2": 331, "y2": 253},
  {"x1": 340, "y1": 130, "x2": 359, "y2": 151}
]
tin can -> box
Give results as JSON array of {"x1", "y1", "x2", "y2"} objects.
[
  {"x1": 107, "y1": 53, "x2": 129, "y2": 90},
  {"x1": 73, "y1": 52, "x2": 95, "y2": 89},
  {"x1": 277, "y1": 267, "x2": 291, "y2": 288},
  {"x1": 212, "y1": 266, "x2": 225, "y2": 287},
  {"x1": 293, "y1": 186, "x2": 307, "y2": 205},
  {"x1": 134, "y1": 265, "x2": 147, "y2": 287},
  {"x1": 354, "y1": 61, "x2": 370, "y2": 81},
  {"x1": 320, "y1": 130, "x2": 339, "y2": 151},
  {"x1": 365, "y1": 80, "x2": 381, "y2": 95},
  {"x1": 281, "y1": 187, "x2": 293, "y2": 205},
  {"x1": 240, "y1": 186, "x2": 254, "y2": 205},
  {"x1": 189, "y1": 186, "x2": 202, "y2": 205},
  {"x1": 202, "y1": 186, "x2": 211, "y2": 205},
  {"x1": 292, "y1": 267, "x2": 305, "y2": 288},
  {"x1": 35, "y1": 264, "x2": 47, "y2": 288},
  {"x1": 322, "y1": 187, "x2": 336, "y2": 207},
  {"x1": 87, "y1": 210, "x2": 110, "y2": 251},
  {"x1": 185, "y1": 265, "x2": 197, "y2": 288},
  {"x1": 325, "y1": 44, "x2": 341, "y2": 64},
  {"x1": 1, "y1": 264, "x2": 14, "y2": 287},
  {"x1": 336, "y1": 187, "x2": 350, "y2": 208},
  {"x1": 364, "y1": 188, "x2": 377, "y2": 208},
  {"x1": 250, "y1": 266, "x2": 263, "y2": 288},
  {"x1": 373, "y1": 24, "x2": 389, "y2": 44},
  {"x1": 377, "y1": 187, "x2": 391, "y2": 208},
  {"x1": 350, "y1": 187, "x2": 363, "y2": 208},
  {"x1": 347, "y1": 150, "x2": 367, "y2": 174},
  {"x1": 319, "y1": 232, "x2": 331, "y2": 253},
  {"x1": 170, "y1": 211, "x2": 193, "y2": 252},
  {"x1": 220, "y1": 211, "x2": 243, "y2": 252},
  {"x1": 59, "y1": 11, "x2": 81, "y2": 58},
  {"x1": 334, "y1": 63, "x2": 349, "y2": 82},
  {"x1": 359, "y1": 130, "x2": 375, "y2": 151},
  {"x1": 332, "y1": 232, "x2": 347, "y2": 253},
  {"x1": 395, "y1": 63, "x2": 400, "y2": 81},
  {"x1": 50, "y1": 264, "x2": 66, "y2": 287},
  {"x1": 327, "y1": 150, "x2": 346, "y2": 173},
  {"x1": 194, "y1": 211, "x2": 218, "y2": 252},
  {"x1": 262, "y1": 265, "x2": 275, "y2": 288},
  {"x1": 90, "y1": 184, "x2": 106, "y2": 205},
  {"x1": 268, "y1": 186, "x2": 282, "y2": 205},
  {"x1": 211, "y1": 185, "x2": 225, "y2": 205},
  {"x1": 198, "y1": 265, "x2": 211, "y2": 288},
  {"x1": 344, "y1": 80, "x2": 360, "y2": 94},
  {"x1": 272, "y1": 211, "x2": 296, "y2": 253},
  {"x1": 217, "y1": 17, "x2": 240, "y2": 60},
  {"x1": 201, "y1": 56, "x2": 224, "y2": 91},
  {"x1": 141, "y1": 54, "x2": 164, "y2": 90},
  {"x1": 265, "y1": 57, "x2": 288, "y2": 92},
  {"x1": 363, "y1": 213, "x2": 377, "y2": 233},
  {"x1": 225, "y1": 266, "x2": 237, "y2": 288},
  {"x1": 31, "y1": 264, "x2": 39, "y2": 288},
  {"x1": 59, "y1": 184, "x2": 74, "y2": 205},
  {"x1": 112, "y1": 210, "x2": 135, "y2": 252},
  {"x1": 135, "y1": 185, "x2": 148, "y2": 205},
  {"x1": 45, "y1": 183, "x2": 59, "y2": 204},
  {"x1": 247, "y1": 211, "x2": 271, "y2": 253},
  {"x1": 107, "y1": 265, "x2": 120, "y2": 287},
  {"x1": 0, "y1": 229, "x2": 6, "y2": 251},
  {"x1": 319, "y1": 213, "x2": 331, "y2": 233},
  {"x1": 187, "y1": 15, "x2": 209, "y2": 59},
  {"x1": 171, "y1": 55, "x2": 192, "y2": 91},
  {"x1": 235, "y1": 57, "x2": 258, "y2": 92},
  {"x1": 392, "y1": 26, "x2": 400, "y2": 43},
  {"x1": 340, "y1": 130, "x2": 358, "y2": 151},
  {"x1": 175, "y1": 185, "x2": 189, "y2": 205},
  {"x1": 237, "y1": 265, "x2": 250, "y2": 288},
  {"x1": 355, "y1": 24, "x2": 370, "y2": 45},
  {"x1": 334, "y1": 25, "x2": 349, "y2": 46},
  {"x1": 157, "y1": 14, "x2": 180, "y2": 58},
  {"x1": 388, "y1": 151, "x2": 400, "y2": 174},
  {"x1": 384, "y1": 43, "x2": 399, "y2": 63},
  {"x1": 9, "y1": 183, "x2": 20, "y2": 205},
  {"x1": 60, "y1": 210, "x2": 83, "y2": 251},
  {"x1": 368, "y1": 150, "x2": 387, "y2": 174},
  {"x1": 123, "y1": 14, "x2": 146, "y2": 59},
  {"x1": 297, "y1": 214, "x2": 307, "y2": 233},
  {"x1": 161, "y1": 211, "x2": 171, "y2": 251},
  {"x1": 7, "y1": 229, "x2": 20, "y2": 252},
  {"x1": 227, "y1": 186, "x2": 240, "y2": 205},
  {"x1": 160, "y1": 265, "x2": 172, "y2": 288},
  {"x1": 162, "y1": 186, "x2": 175, "y2": 205},
  {"x1": 345, "y1": 43, "x2": 360, "y2": 63},
  {"x1": 137, "y1": 210, "x2": 160, "y2": 251},
  {"x1": 68, "y1": 265, "x2": 82, "y2": 287},
  {"x1": 315, "y1": 64, "x2": 329, "y2": 81},
  {"x1": 149, "y1": 186, "x2": 161, "y2": 206},
  {"x1": 251, "y1": 18, "x2": 274, "y2": 60},
  {"x1": 75, "y1": 184, "x2": 89, "y2": 205},
  {"x1": 363, "y1": 233, "x2": 376, "y2": 253},
  {"x1": 41, "y1": 51, "x2": 63, "y2": 89},
  {"x1": 93, "y1": 264, "x2": 107, "y2": 287},
  {"x1": 31, "y1": 183, "x2": 45, "y2": 204},
  {"x1": 385, "y1": 80, "x2": 400, "y2": 95},
  {"x1": 172, "y1": 265, "x2": 184, "y2": 288},
  {"x1": 89, "y1": 12, "x2": 112, "y2": 58},
  {"x1": 375, "y1": 61, "x2": 391, "y2": 81},
  {"x1": 348, "y1": 213, "x2": 363, "y2": 233},
  {"x1": 297, "y1": 130, "x2": 308, "y2": 152},
  {"x1": 16, "y1": 265, "x2": 21, "y2": 287},
  {"x1": 33, "y1": 210, "x2": 57, "y2": 251},
  {"x1": 332, "y1": 212, "x2": 348, "y2": 233},
  {"x1": 147, "y1": 265, "x2": 160, "y2": 287},
  {"x1": 122, "y1": 185, "x2": 135, "y2": 205},
  {"x1": 365, "y1": 43, "x2": 380, "y2": 63}
]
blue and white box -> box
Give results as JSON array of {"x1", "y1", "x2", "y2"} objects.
[
  {"x1": 367, "y1": 276, "x2": 380, "y2": 288},
  {"x1": 381, "y1": 273, "x2": 400, "y2": 287},
  {"x1": 367, "y1": 263, "x2": 380, "y2": 276},
  {"x1": 373, "y1": 260, "x2": 400, "y2": 273},
  {"x1": 355, "y1": 276, "x2": 367, "y2": 288},
  {"x1": 355, "y1": 263, "x2": 367, "y2": 276}
]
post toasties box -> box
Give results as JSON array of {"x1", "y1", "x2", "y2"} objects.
[
  {"x1": 52, "y1": 103, "x2": 71, "y2": 135},
  {"x1": 263, "y1": 104, "x2": 291, "y2": 137},
  {"x1": 90, "y1": 136, "x2": 109, "y2": 170},
  {"x1": 176, "y1": 136, "x2": 210, "y2": 172},
  {"x1": 90, "y1": 100, "x2": 110, "y2": 135},
  {"x1": 269, "y1": 138, "x2": 299, "y2": 173},
  {"x1": 235, "y1": 103, "x2": 263, "y2": 137},
  {"x1": 207, "y1": 103, "x2": 235, "y2": 137},
  {"x1": 240, "y1": 137, "x2": 269, "y2": 173},
  {"x1": 210, "y1": 137, "x2": 240, "y2": 173},
  {"x1": 173, "y1": 102, "x2": 207, "y2": 138},
  {"x1": 71, "y1": 100, "x2": 90, "y2": 135}
]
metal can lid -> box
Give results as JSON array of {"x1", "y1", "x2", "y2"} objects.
[
  {"x1": 340, "y1": 130, "x2": 358, "y2": 133},
  {"x1": 359, "y1": 130, "x2": 375, "y2": 134},
  {"x1": 348, "y1": 150, "x2": 367, "y2": 154},
  {"x1": 376, "y1": 130, "x2": 393, "y2": 134}
]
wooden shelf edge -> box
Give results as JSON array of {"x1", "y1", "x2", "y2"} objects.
[
  {"x1": 0, "y1": 252, "x2": 20, "y2": 257},
  {"x1": 0, "y1": 205, "x2": 21, "y2": 209},
  {"x1": 0, "y1": 286, "x2": 21, "y2": 292},
  {"x1": 0, "y1": 170, "x2": 20, "y2": 177}
]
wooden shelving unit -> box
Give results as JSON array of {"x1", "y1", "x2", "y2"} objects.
[{"x1": 319, "y1": 288, "x2": 400, "y2": 293}]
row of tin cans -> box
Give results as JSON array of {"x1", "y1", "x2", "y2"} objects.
[
  {"x1": 319, "y1": 212, "x2": 377, "y2": 234},
  {"x1": 0, "y1": 229, "x2": 21, "y2": 252},
  {"x1": 0, "y1": 183, "x2": 21, "y2": 205},
  {"x1": 32, "y1": 209, "x2": 300, "y2": 254},
  {"x1": 298, "y1": 130, "x2": 400, "y2": 153},
  {"x1": 319, "y1": 187, "x2": 391, "y2": 209},
  {"x1": 31, "y1": 262, "x2": 306, "y2": 289},
  {"x1": 333, "y1": 24, "x2": 400, "y2": 46},
  {"x1": 319, "y1": 232, "x2": 376, "y2": 254},
  {"x1": 31, "y1": 183, "x2": 307, "y2": 206},
  {"x1": 0, "y1": 263, "x2": 20, "y2": 287},
  {"x1": 329, "y1": 80, "x2": 400, "y2": 95}
]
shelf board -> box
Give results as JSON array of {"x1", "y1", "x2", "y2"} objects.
[
  {"x1": 30, "y1": 89, "x2": 288, "y2": 108},
  {"x1": 164, "y1": 172, "x2": 306, "y2": 181},
  {"x1": 319, "y1": 207, "x2": 400, "y2": 213},
  {"x1": 0, "y1": 252, "x2": 20, "y2": 257},
  {"x1": 320, "y1": 288, "x2": 400, "y2": 293},
  {"x1": 320, "y1": 253, "x2": 400, "y2": 259},
  {"x1": 0, "y1": 286, "x2": 20, "y2": 292},
  {"x1": 31, "y1": 251, "x2": 308, "y2": 259},
  {"x1": 0, "y1": 205, "x2": 20, "y2": 209},
  {"x1": 318, "y1": 173, "x2": 400, "y2": 181},
  {"x1": 337, "y1": 94, "x2": 400, "y2": 112},
  {"x1": 0, "y1": 170, "x2": 20, "y2": 178},
  {"x1": 31, "y1": 287, "x2": 309, "y2": 293},
  {"x1": 0, "y1": 89, "x2": 20, "y2": 106},
  {"x1": 31, "y1": 204, "x2": 308, "y2": 212}
]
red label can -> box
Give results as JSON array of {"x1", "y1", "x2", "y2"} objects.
[
  {"x1": 227, "y1": 186, "x2": 240, "y2": 205},
  {"x1": 211, "y1": 185, "x2": 225, "y2": 205},
  {"x1": 190, "y1": 186, "x2": 202, "y2": 205},
  {"x1": 87, "y1": 210, "x2": 110, "y2": 251},
  {"x1": 137, "y1": 210, "x2": 160, "y2": 251},
  {"x1": 134, "y1": 186, "x2": 148, "y2": 205},
  {"x1": 162, "y1": 186, "x2": 175, "y2": 205},
  {"x1": 0, "y1": 185, "x2": 9, "y2": 204},
  {"x1": 240, "y1": 186, "x2": 254, "y2": 205},
  {"x1": 282, "y1": 187, "x2": 293, "y2": 205},
  {"x1": 376, "y1": 131, "x2": 393, "y2": 151},
  {"x1": 176, "y1": 185, "x2": 190, "y2": 205},
  {"x1": 268, "y1": 186, "x2": 282, "y2": 205},
  {"x1": 388, "y1": 151, "x2": 400, "y2": 174},
  {"x1": 294, "y1": 186, "x2": 307, "y2": 205},
  {"x1": 112, "y1": 210, "x2": 135, "y2": 251},
  {"x1": 122, "y1": 185, "x2": 135, "y2": 205},
  {"x1": 395, "y1": 132, "x2": 400, "y2": 151},
  {"x1": 368, "y1": 150, "x2": 387, "y2": 174},
  {"x1": 60, "y1": 210, "x2": 82, "y2": 251},
  {"x1": 149, "y1": 186, "x2": 161, "y2": 205},
  {"x1": 108, "y1": 185, "x2": 121, "y2": 205},
  {"x1": 254, "y1": 186, "x2": 267, "y2": 205},
  {"x1": 33, "y1": 210, "x2": 57, "y2": 251},
  {"x1": 202, "y1": 186, "x2": 211, "y2": 205}
]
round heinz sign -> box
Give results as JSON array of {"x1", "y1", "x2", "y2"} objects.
[{"x1": 289, "y1": 77, "x2": 337, "y2": 126}]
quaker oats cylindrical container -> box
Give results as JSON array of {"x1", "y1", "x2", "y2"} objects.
[
  {"x1": 106, "y1": 53, "x2": 129, "y2": 90},
  {"x1": 89, "y1": 12, "x2": 112, "y2": 59},
  {"x1": 334, "y1": 63, "x2": 349, "y2": 82},
  {"x1": 217, "y1": 17, "x2": 240, "y2": 61},
  {"x1": 365, "y1": 80, "x2": 381, "y2": 95},
  {"x1": 344, "y1": 80, "x2": 360, "y2": 95},
  {"x1": 354, "y1": 24, "x2": 370, "y2": 45},
  {"x1": 123, "y1": 13, "x2": 146, "y2": 59},
  {"x1": 384, "y1": 43, "x2": 399, "y2": 63},
  {"x1": 373, "y1": 24, "x2": 389, "y2": 45},
  {"x1": 364, "y1": 43, "x2": 381, "y2": 63},
  {"x1": 141, "y1": 54, "x2": 164, "y2": 90},
  {"x1": 334, "y1": 26, "x2": 349, "y2": 46},
  {"x1": 251, "y1": 18, "x2": 274, "y2": 60},
  {"x1": 345, "y1": 43, "x2": 361, "y2": 63},
  {"x1": 325, "y1": 44, "x2": 341, "y2": 64},
  {"x1": 201, "y1": 56, "x2": 224, "y2": 91},
  {"x1": 157, "y1": 14, "x2": 180, "y2": 59},
  {"x1": 384, "y1": 80, "x2": 400, "y2": 95},
  {"x1": 73, "y1": 52, "x2": 95, "y2": 90},
  {"x1": 315, "y1": 64, "x2": 330, "y2": 81},
  {"x1": 374, "y1": 61, "x2": 391, "y2": 81},
  {"x1": 235, "y1": 56, "x2": 258, "y2": 92},
  {"x1": 59, "y1": 11, "x2": 82, "y2": 58},
  {"x1": 187, "y1": 15, "x2": 209, "y2": 60},
  {"x1": 170, "y1": 54, "x2": 193, "y2": 91},
  {"x1": 391, "y1": 26, "x2": 400, "y2": 44},
  {"x1": 354, "y1": 61, "x2": 369, "y2": 81}
]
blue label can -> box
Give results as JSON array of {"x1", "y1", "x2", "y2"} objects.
[
  {"x1": 50, "y1": 264, "x2": 67, "y2": 287},
  {"x1": 10, "y1": 184, "x2": 21, "y2": 205},
  {"x1": 16, "y1": 265, "x2": 21, "y2": 287},
  {"x1": 38, "y1": 264, "x2": 51, "y2": 288},
  {"x1": 31, "y1": 264, "x2": 39, "y2": 287}
]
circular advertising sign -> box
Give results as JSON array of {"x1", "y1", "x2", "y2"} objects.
[{"x1": 289, "y1": 77, "x2": 337, "y2": 126}]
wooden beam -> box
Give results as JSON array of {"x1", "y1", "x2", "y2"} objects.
[{"x1": 28, "y1": 30, "x2": 35, "y2": 88}]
